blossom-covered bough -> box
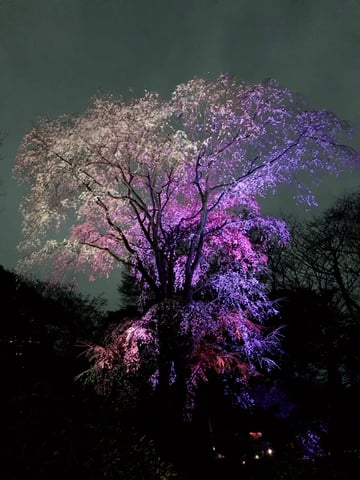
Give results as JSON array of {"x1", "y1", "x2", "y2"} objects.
[{"x1": 14, "y1": 74, "x2": 358, "y2": 418}]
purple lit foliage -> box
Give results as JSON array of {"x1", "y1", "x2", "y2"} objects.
[
  {"x1": 295, "y1": 421, "x2": 328, "y2": 460},
  {"x1": 14, "y1": 74, "x2": 358, "y2": 415}
]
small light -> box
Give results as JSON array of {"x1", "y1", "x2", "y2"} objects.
[
  {"x1": 267, "y1": 448, "x2": 273, "y2": 455},
  {"x1": 255, "y1": 454, "x2": 260, "y2": 460}
]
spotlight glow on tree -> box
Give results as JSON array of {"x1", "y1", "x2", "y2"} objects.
[{"x1": 14, "y1": 74, "x2": 358, "y2": 415}]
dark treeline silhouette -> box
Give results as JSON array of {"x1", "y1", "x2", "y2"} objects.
[
  {"x1": 1, "y1": 267, "x2": 176, "y2": 479},
  {"x1": 268, "y1": 189, "x2": 360, "y2": 471}
]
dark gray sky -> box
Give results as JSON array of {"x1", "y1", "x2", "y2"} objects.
[{"x1": 1, "y1": 0, "x2": 359, "y2": 309}]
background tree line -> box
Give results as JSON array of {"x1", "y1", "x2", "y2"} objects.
[{"x1": 268, "y1": 189, "x2": 360, "y2": 461}]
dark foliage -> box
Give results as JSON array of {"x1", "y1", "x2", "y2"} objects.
[
  {"x1": 0, "y1": 266, "x2": 176, "y2": 479},
  {"x1": 2, "y1": 262, "x2": 360, "y2": 479},
  {"x1": 267, "y1": 192, "x2": 360, "y2": 461}
]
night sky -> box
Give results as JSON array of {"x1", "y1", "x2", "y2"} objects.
[{"x1": 0, "y1": 0, "x2": 359, "y2": 310}]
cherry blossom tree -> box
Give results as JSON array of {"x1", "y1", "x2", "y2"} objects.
[{"x1": 14, "y1": 74, "x2": 358, "y2": 418}]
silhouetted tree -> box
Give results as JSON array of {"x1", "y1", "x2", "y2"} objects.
[
  {"x1": 269, "y1": 191, "x2": 360, "y2": 456},
  {"x1": 1, "y1": 267, "x2": 107, "y2": 479}
]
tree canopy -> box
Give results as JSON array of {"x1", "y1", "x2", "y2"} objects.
[{"x1": 14, "y1": 74, "x2": 358, "y2": 416}]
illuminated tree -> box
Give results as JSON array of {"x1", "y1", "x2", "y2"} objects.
[{"x1": 14, "y1": 74, "x2": 358, "y2": 418}]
